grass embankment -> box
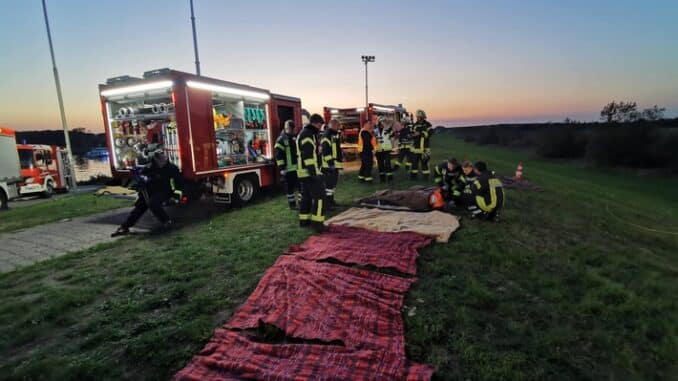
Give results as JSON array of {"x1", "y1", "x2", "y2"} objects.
[
  {"x1": 1, "y1": 134, "x2": 677, "y2": 380},
  {"x1": 0, "y1": 193, "x2": 132, "y2": 234}
]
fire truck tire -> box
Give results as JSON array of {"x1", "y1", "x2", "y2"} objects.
[
  {"x1": 0, "y1": 189, "x2": 7, "y2": 211},
  {"x1": 232, "y1": 175, "x2": 259, "y2": 205},
  {"x1": 41, "y1": 181, "x2": 54, "y2": 198}
]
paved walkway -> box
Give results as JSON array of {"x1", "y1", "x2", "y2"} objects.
[
  {"x1": 0, "y1": 207, "x2": 144, "y2": 273},
  {"x1": 0, "y1": 198, "x2": 219, "y2": 274}
]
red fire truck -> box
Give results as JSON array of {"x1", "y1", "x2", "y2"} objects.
[
  {"x1": 323, "y1": 103, "x2": 409, "y2": 154},
  {"x1": 98, "y1": 69, "x2": 302, "y2": 205},
  {"x1": 16, "y1": 144, "x2": 74, "y2": 197}
]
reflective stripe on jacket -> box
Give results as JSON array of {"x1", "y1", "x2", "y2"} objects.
[
  {"x1": 274, "y1": 133, "x2": 298, "y2": 172},
  {"x1": 296, "y1": 125, "x2": 321, "y2": 178},
  {"x1": 321, "y1": 129, "x2": 343, "y2": 169}
]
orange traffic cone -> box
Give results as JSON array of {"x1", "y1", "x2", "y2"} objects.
[{"x1": 514, "y1": 161, "x2": 524, "y2": 180}]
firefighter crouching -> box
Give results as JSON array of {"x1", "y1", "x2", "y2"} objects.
[
  {"x1": 375, "y1": 116, "x2": 395, "y2": 183},
  {"x1": 321, "y1": 119, "x2": 343, "y2": 207},
  {"x1": 434, "y1": 157, "x2": 462, "y2": 202},
  {"x1": 357, "y1": 121, "x2": 377, "y2": 183},
  {"x1": 393, "y1": 115, "x2": 413, "y2": 172},
  {"x1": 463, "y1": 161, "x2": 504, "y2": 221},
  {"x1": 297, "y1": 114, "x2": 326, "y2": 230},
  {"x1": 112, "y1": 147, "x2": 183, "y2": 237},
  {"x1": 410, "y1": 109, "x2": 433, "y2": 179},
  {"x1": 275, "y1": 120, "x2": 299, "y2": 209}
]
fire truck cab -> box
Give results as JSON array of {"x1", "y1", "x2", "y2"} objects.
[
  {"x1": 99, "y1": 69, "x2": 302, "y2": 205},
  {"x1": 16, "y1": 144, "x2": 74, "y2": 197}
]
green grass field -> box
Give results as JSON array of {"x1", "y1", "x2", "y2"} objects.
[
  {"x1": 1, "y1": 133, "x2": 676, "y2": 380},
  {"x1": 0, "y1": 193, "x2": 132, "y2": 233}
]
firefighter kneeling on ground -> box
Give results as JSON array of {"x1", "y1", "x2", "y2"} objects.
[
  {"x1": 112, "y1": 147, "x2": 184, "y2": 237},
  {"x1": 275, "y1": 120, "x2": 299, "y2": 209},
  {"x1": 434, "y1": 157, "x2": 462, "y2": 203},
  {"x1": 297, "y1": 114, "x2": 326, "y2": 231},
  {"x1": 375, "y1": 116, "x2": 395, "y2": 183},
  {"x1": 462, "y1": 161, "x2": 504, "y2": 221},
  {"x1": 321, "y1": 119, "x2": 343, "y2": 208},
  {"x1": 357, "y1": 121, "x2": 377, "y2": 183}
]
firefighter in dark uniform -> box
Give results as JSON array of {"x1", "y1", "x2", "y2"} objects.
[
  {"x1": 457, "y1": 160, "x2": 477, "y2": 192},
  {"x1": 297, "y1": 114, "x2": 326, "y2": 230},
  {"x1": 375, "y1": 116, "x2": 395, "y2": 183},
  {"x1": 357, "y1": 121, "x2": 377, "y2": 182},
  {"x1": 410, "y1": 109, "x2": 433, "y2": 179},
  {"x1": 463, "y1": 161, "x2": 504, "y2": 221},
  {"x1": 434, "y1": 157, "x2": 462, "y2": 200},
  {"x1": 275, "y1": 120, "x2": 299, "y2": 209},
  {"x1": 321, "y1": 119, "x2": 343, "y2": 207},
  {"x1": 393, "y1": 115, "x2": 413, "y2": 172},
  {"x1": 112, "y1": 147, "x2": 183, "y2": 236}
]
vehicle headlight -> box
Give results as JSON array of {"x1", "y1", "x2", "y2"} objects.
[{"x1": 25, "y1": 177, "x2": 34, "y2": 184}]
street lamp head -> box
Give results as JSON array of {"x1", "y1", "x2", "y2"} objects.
[{"x1": 361, "y1": 55, "x2": 375, "y2": 63}]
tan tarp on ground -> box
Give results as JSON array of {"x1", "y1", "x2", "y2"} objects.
[
  {"x1": 94, "y1": 186, "x2": 137, "y2": 197},
  {"x1": 325, "y1": 207, "x2": 460, "y2": 243}
]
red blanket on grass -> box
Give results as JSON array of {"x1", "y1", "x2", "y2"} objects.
[
  {"x1": 225, "y1": 256, "x2": 415, "y2": 356},
  {"x1": 286, "y1": 225, "x2": 433, "y2": 275},
  {"x1": 173, "y1": 329, "x2": 434, "y2": 381}
]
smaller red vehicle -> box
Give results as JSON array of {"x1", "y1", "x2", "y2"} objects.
[
  {"x1": 16, "y1": 144, "x2": 74, "y2": 197},
  {"x1": 323, "y1": 103, "x2": 409, "y2": 152}
]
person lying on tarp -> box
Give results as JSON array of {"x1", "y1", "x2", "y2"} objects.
[
  {"x1": 358, "y1": 186, "x2": 446, "y2": 212},
  {"x1": 112, "y1": 147, "x2": 184, "y2": 236},
  {"x1": 462, "y1": 161, "x2": 504, "y2": 222}
]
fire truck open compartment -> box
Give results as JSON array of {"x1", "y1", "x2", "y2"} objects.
[{"x1": 99, "y1": 69, "x2": 302, "y2": 204}]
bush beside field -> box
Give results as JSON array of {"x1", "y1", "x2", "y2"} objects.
[{"x1": 447, "y1": 119, "x2": 678, "y2": 172}]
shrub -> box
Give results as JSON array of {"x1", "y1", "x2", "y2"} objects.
[
  {"x1": 585, "y1": 126, "x2": 662, "y2": 167},
  {"x1": 534, "y1": 126, "x2": 586, "y2": 158}
]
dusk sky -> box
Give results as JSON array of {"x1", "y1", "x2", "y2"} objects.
[{"x1": 1, "y1": 0, "x2": 677, "y2": 132}]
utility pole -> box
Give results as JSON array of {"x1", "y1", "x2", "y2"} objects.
[
  {"x1": 361, "y1": 55, "x2": 375, "y2": 109},
  {"x1": 41, "y1": 0, "x2": 76, "y2": 190},
  {"x1": 190, "y1": 0, "x2": 201, "y2": 75}
]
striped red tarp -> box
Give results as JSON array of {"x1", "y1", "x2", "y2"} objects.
[
  {"x1": 286, "y1": 225, "x2": 433, "y2": 275},
  {"x1": 225, "y1": 255, "x2": 415, "y2": 356},
  {"x1": 173, "y1": 329, "x2": 434, "y2": 381}
]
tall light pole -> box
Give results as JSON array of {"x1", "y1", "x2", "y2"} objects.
[
  {"x1": 190, "y1": 0, "x2": 201, "y2": 75},
  {"x1": 41, "y1": 0, "x2": 76, "y2": 190},
  {"x1": 361, "y1": 55, "x2": 375, "y2": 109}
]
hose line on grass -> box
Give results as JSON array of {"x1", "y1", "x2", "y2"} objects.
[{"x1": 605, "y1": 203, "x2": 678, "y2": 236}]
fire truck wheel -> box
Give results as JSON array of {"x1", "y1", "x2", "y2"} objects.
[
  {"x1": 0, "y1": 190, "x2": 7, "y2": 211},
  {"x1": 232, "y1": 175, "x2": 259, "y2": 205},
  {"x1": 41, "y1": 181, "x2": 54, "y2": 198}
]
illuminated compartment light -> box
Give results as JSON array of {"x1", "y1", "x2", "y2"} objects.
[
  {"x1": 330, "y1": 109, "x2": 339, "y2": 114},
  {"x1": 374, "y1": 106, "x2": 394, "y2": 112},
  {"x1": 100, "y1": 80, "x2": 173, "y2": 97},
  {"x1": 187, "y1": 81, "x2": 270, "y2": 100},
  {"x1": 355, "y1": 107, "x2": 365, "y2": 112}
]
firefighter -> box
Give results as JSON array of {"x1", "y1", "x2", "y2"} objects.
[
  {"x1": 434, "y1": 157, "x2": 462, "y2": 199},
  {"x1": 393, "y1": 115, "x2": 413, "y2": 172},
  {"x1": 275, "y1": 120, "x2": 299, "y2": 209},
  {"x1": 357, "y1": 121, "x2": 377, "y2": 182},
  {"x1": 112, "y1": 147, "x2": 183, "y2": 236},
  {"x1": 458, "y1": 160, "x2": 478, "y2": 191},
  {"x1": 297, "y1": 113, "x2": 326, "y2": 230},
  {"x1": 463, "y1": 161, "x2": 504, "y2": 221},
  {"x1": 409, "y1": 109, "x2": 433, "y2": 179},
  {"x1": 321, "y1": 119, "x2": 343, "y2": 207},
  {"x1": 375, "y1": 116, "x2": 395, "y2": 182}
]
